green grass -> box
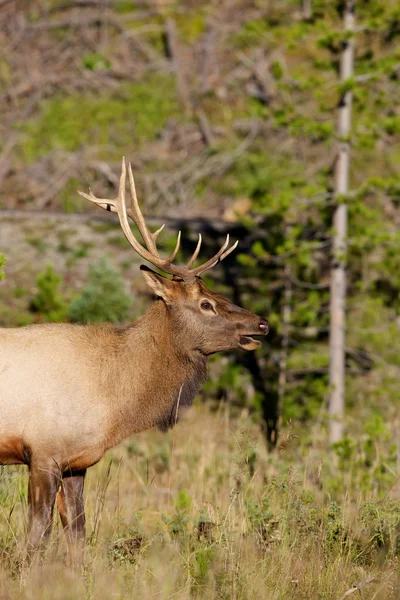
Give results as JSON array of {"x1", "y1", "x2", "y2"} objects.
[
  {"x1": 174, "y1": 10, "x2": 206, "y2": 43},
  {"x1": 19, "y1": 73, "x2": 179, "y2": 163}
]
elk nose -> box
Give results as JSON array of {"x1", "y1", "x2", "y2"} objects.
[{"x1": 259, "y1": 320, "x2": 269, "y2": 333}]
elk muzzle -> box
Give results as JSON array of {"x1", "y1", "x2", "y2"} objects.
[{"x1": 238, "y1": 318, "x2": 269, "y2": 351}]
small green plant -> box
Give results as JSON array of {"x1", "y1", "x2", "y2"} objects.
[
  {"x1": 82, "y1": 53, "x2": 111, "y2": 71},
  {"x1": 27, "y1": 237, "x2": 48, "y2": 254},
  {"x1": 69, "y1": 258, "x2": 131, "y2": 323},
  {"x1": 30, "y1": 265, "x2": 68, "y2": 322},
  {"x1": 161, "y1": 491, "x2": 192, "y2": 538},
  {"x1": 190, "y1": 546, "x2": 214, "y2": 590},
  {"x1": 13, "y1": 286, "x2": 27, "y2": 298},
  {"x1": 245, "y1": 497, "x2": 274, "y2": 540},
  {"x1": 0, "y1": 254, "x2": 4, "y2": 280},
  {"x1": 161, "y1": 511, "x2": 188, "y2": 537}
]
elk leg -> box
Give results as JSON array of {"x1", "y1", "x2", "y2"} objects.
[
  {"x1": 27, "y1": 461, "x2": 61, "y2": 558},
  {"x1": 57, "y1": 470, "x2": 86, "y2": 564}
]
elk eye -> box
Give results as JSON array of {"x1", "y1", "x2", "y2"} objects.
[{"x1": 200, "y1": 301, "x2": 213, "y2": 311}]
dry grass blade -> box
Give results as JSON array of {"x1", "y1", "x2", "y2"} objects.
[{"x1": 89, "y1": 460, "x2": 113, "y2": 546}]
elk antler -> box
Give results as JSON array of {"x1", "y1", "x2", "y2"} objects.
[{"x1": 78, "y1": 158, "x2": 238, "y2": 280}]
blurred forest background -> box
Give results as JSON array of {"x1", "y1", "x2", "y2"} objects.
[{"x1": 1, "y1": 0, "x2": 400, "y2": 598}]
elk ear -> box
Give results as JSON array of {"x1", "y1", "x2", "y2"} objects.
[{"x1": 140, "y1": 265, "x2": 176, "y2": 303}]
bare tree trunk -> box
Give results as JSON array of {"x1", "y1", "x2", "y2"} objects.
[
  {"x1": 302, "y1": 0, "x2": 312, "y2": 20},
  {"x1": 329, "y1": 0, "x2": 355, "y2": 445},
  {"x1": 165, "y1": 18, "x2": 191, "y2": 115}
]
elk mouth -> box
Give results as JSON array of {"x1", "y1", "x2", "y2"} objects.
[{"x1": 238, "y1": 335, "x2": 262, "y2": 351}]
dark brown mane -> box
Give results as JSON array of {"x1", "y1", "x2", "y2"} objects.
[{"x1": 155, "y1": 357, "x2": 207, "y2": 432}]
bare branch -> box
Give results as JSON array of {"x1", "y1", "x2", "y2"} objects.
[
  {"x1": 28, "y1": 15, "x2": 124, "y2": 32},
  {"x1": 197, "y1": 109, "x2": 214, "y2": 146},
  {"x1": 338, "y1": 578, "x2": 378, "y2": 600},
  {"x1": 165, "y1": 18, "x2": 191, "y2": 114}
]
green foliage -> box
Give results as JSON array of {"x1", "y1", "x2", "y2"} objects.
[
  {"x1": 162, "y1": 509, "x2": 188, "y2": 537},
  {"x1": 175, "y1": 489, "x2": 192, "y2": 511},
  {"x1": 204, "y1": 360, "x2": 258, "y2": 410},
  {"x1": 232, "y1": 19, "x2": 271, "y2": 49},
  {"x1": 361, "y1": 500, "x2": 400, "y2": 559},
  {"x1": 27, "y1": 236, "x2": 48, "y2": 254},
  {"x1": 382, "y1": 114, "x2": 400, "y2": 135},
  {"x1": 69, "y1": 258, "x2": 131, "y2": 324},
  {"x1": 271, "y1": 60, "x2": 283, "y2": 80},
  {"x1": 332, "y1": 436, "x2": 355, "y2": 466},
  {"x1": 30, "y1": 265, "x2": 68, "y2": 322},
  {"x1": 214, "y1": 149, "x2": 309, "y2": 211},
  {"x1": 82, "y1": 53, "x2": 111, "y2": 71},
  {"x1": 196, "y1": 0, "x2": 400, "y2": 434},
  {"x1": 19, "y1": 73, "x2": 178, "y2": 162},
  {"x1": 0, "y1": 254, "x2": 4, "y2": 280},
  {"x1": 175, "y1": 10, "x2": 205, "y2": 42},
  {"x1": 190, "y1": 546, "x2": 214, "y2": 590},
  {"x1": 245, "y1": 496, "x2": 273, "y2": 539}
]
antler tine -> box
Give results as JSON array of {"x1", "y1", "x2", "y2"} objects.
[
  {"x1": 79, "y1": 157, "x2": 239, "y2": 280},
  {"x1": 79, "y1": 158, "x2": 163, "y2": 267},
  {"x1": 191, "y1": 235, "x2": 239, "y2": 276},
  {"x1": 127, "y1": 162, "x2": 160, "y2": 254},
  {"x1": 127, "y1": 162, "x2": 183, "y2": 265},
  {"x1": 79, "y1": 158, "x2": 187, "y2": 277},
  {"x1": 221, "y1": 240, "x2": 239, "y2": 260},
  {"x1": 153, "y1": 224, "x2": 165, "y2": 241},
  {"x1": 186, "y1": 234, "x2": 202, "y2": 268},
  {"x1": 167, "y1": 231, "x2": 181, "y2": 262},
  {"x1": 78, "y1": 157, "x2": 127, "y2": 213}
]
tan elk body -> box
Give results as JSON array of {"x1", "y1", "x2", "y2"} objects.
[{"x1": 0, "y1": 159, "x2": 268, "y2": 558}]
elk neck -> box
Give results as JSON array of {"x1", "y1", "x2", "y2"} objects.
[{"x1": 103, "y1": 300, "x2": 207, "y2": 447}]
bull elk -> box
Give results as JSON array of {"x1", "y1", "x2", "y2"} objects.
[{"x1": 0, "y1": 158, "x2": 269, "y2": 559}]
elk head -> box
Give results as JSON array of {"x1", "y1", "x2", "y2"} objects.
[{"x1": 79, "y1": 158, "x2": 269, "y2": 355}]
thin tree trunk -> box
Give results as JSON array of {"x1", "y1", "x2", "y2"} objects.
[
  {"x1": 164, "y1": 18, "x2": 191, "y2": 115},
  {"x1": 302, "y1": 0, "x2": 312, "y2": 21},
  {"x1": 329, "y1": 0, "x2": 355, "y2": 445},
  {"x1": 278, "y1": 265, "x2": 292, "y2": 401}
]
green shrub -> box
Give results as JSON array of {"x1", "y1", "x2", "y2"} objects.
[
  {"x1": 69, "y1": 258, "x2": 131, "y2": 324},
  {"x1": 30, "y1": 265, "x2": 68, "y2": 322}
]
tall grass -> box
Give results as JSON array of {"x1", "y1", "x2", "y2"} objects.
[{"x1": 0, "y1": 405, "x2": 399, "y2": 599}]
